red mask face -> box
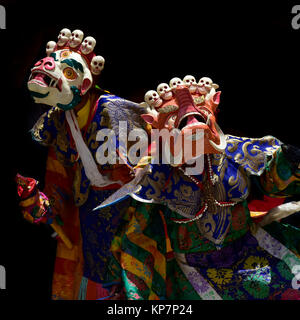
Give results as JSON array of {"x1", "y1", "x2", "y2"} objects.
[{"x1": 141, "y1": 85, "x2": 226, "y2": 165}]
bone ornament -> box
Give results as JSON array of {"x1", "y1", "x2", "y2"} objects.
[
  {"x1": 157, "y1": 83, "x2": 173, "y2": 100},
  {"x1": 183, "y1": 75, "x2": 197, "y2": 94},
  {"x1": 69, "y1": 29, "x2": 84, "y2": 48},
  {"x1": 57, "y1": 28, "x2": 71, "y2": 47},
  {"x1": 169, "y1": 77, "x2": 183, "y2": 89},
  {"x1": 91, "y1": 55, "x2": 105, "y2": 75},
  {"x1": 46, "y1": 41, "x2": 56, "y2": 56},
  {"x1": 144, "y1": 90, "x2": 163, "y2": 109},
  {"x1": 45, "y1": 27, "x2": 105, "y2": 77},
  {"x1": 198, "y1": 77, "x2": 219, "y2": 100},
  {"x1": 81, "y1": 36, "x2": 96, "y2": 55}
]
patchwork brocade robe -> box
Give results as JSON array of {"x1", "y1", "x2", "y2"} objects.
[
  {"x1": 106, "y1": 135, "x2": 300, "y2": 300},
  {"x1": 31, "y1": 90, "x2": 148, "y2": 299}
]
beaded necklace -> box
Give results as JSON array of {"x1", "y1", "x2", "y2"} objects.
[{"x1": 171, "y1": 154, "x2": 236, "y2": 224}]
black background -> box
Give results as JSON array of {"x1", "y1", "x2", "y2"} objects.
[{"x1": 0, "y1": 0, "x2": 300, "y2": 310}]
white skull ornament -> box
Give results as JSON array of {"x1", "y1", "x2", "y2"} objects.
[
  {"x1": 183, "y1": 75, "x2": 197, "y2": 94},
  {"x1": 157, "y1": 83, "x2": 173, "y2": 100},
  {"x1": 57, "y1": 28, "x2": 71, "y2": 47},
  {"x1": 81, "y1": 36, "x2": 96, "y2": 55},
  {"x1": 169, "y1": 77, "x2": 183, "y2": 89},
  {"x1": 69, "y1": 30, "x2": 84, "y2": 48},
  {"x1": 144, "y1": 90, "x2": 163, "y2": 109},
  {"x1": 46, "y1": 41, "x2": 56, "y2": 56},
  {"x1": 198, "y1": 77, "x2": 219, "y2": 99},
  {"x1": 91, "y1": 56, "x2": 105, "y2": 75}
]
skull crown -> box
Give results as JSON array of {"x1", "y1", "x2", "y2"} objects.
[
  {"x1": 143, "y1": 75, "x2": 219, "y2": 108},
  {"x1": 46, "y1": 27, "x2": 105, "y2": 76}
]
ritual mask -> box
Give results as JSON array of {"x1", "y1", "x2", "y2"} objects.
[
  {"x1": 141, "y1": 76, "x2": 226, "y2": 165},
  {"x1": 27, "y1": 28, "x2": 105, "y2": 111}
]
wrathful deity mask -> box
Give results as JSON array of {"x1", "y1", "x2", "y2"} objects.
[
  {"x1": 141, "y1": 76, "x2": 226, "y2": 164},
  {"x1": 27, "y1": 28, "x2": 105, "y2": 110}
]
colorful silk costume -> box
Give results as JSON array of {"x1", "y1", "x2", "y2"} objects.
[
  {"x1": 20, "y1": 27, "x2": 300, "y2": 301},
  {"x1": 30, "y1": 91, "x2": 148, "y2": 299},
  {"x1": 105, "y1": 136, "x2": 300, "y2": 300},
  {"x1": 22, "y1": 27, "x2": 154, "y2": 299}
]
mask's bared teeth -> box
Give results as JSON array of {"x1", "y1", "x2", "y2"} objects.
[
  {"x1": 206, "y1": 114, "x2": 211, "y2": 126},
  {"x1": 56, "y1": 78, "x2": 62, "y2": 92}
]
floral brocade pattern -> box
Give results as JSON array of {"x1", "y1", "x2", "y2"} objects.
[
  {"x1": 178, "y1": 228, "x2": 300, "y2": 300},
  {"x1": 106, "y1": 135, "x2": 299, "y2": 300},
  {"x1": 134, "y1": 135, "x2": 281, "y2": 246}
]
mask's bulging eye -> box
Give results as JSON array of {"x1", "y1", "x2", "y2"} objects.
[{"x1": 63, "y1": 67, "x2": 77, "y2": 80}]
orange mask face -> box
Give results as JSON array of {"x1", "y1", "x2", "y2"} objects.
[{"x1": 141, "y1": 84, "x2": 226, "y2": 165}]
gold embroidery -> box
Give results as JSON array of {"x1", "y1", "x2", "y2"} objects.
[
  {"x1": 142, "y1": 171, "x2": 166, "y2": 201},
  {"x1": 99, "y1": 108, "x2": 111, "y2": 128},
  {"x1": 227, "y1": 169, "x2": 249, "y2": 200},
  {"x1": 213, "y1": 152, "x2": 228, "y2": 183},
  {"x1": 227, "y1": 140, "x2": 239, "y2": 153},
  {"x1": 73, "y1": 164, "x2": 89, "y2": 206},
  {"x1": 32, "y1": 114, "x2": 46, "y2": 140},
  {"x1": 226, "y1": 135, "x2": 280, "y2": 175},
  {"x1": 196, "y1": 172, "x2": 232, "y2": 245},
  {"x1": 86, "y1": 122, "x2": 99, "y2": 151}
]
